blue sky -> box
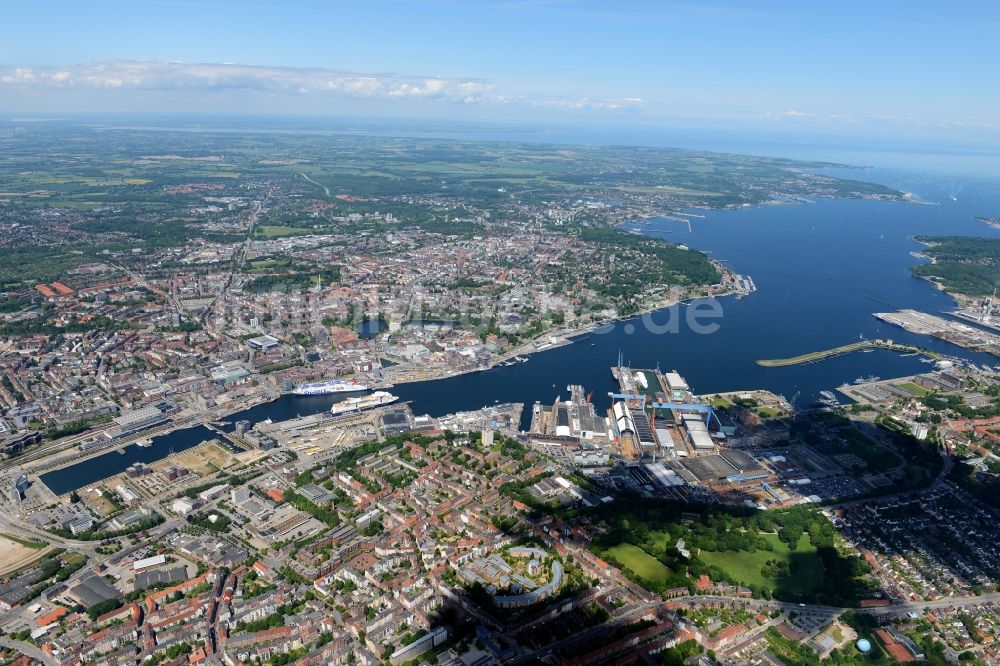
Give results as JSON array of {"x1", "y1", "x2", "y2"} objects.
[{"x1": 2, "y1": 0, "x2": 999, "y2": 144}]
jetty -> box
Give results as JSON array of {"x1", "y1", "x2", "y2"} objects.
[{"x1": 757, "y1": 339, "x2": 941, "y2": 367}]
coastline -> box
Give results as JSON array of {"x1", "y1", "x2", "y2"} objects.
[
  {"x1": 33, "y1": 281, "x2": 746, "y2": 481},
  {"x1": 28, "y1": 189, "x2": 925, "y2": 475},
  {"x1": 382, "y1": 278, "x2": 744, "y2": 388}
]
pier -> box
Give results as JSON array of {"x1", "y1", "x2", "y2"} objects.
[{"x1": 756, "y1": 339, "x2": 940, "y2": 367}]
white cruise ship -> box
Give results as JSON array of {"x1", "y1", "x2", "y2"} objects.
[
  {"x1": 291, "y1": 379, "x2": 368, "y2": 395},
  {"x1": 330, "y1": 391, "x2": 397, "y2": 416}
]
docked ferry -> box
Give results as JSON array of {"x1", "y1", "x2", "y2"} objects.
[
  {"x1": 330, "y1": 391, "x2": 398, "y2": 416},
  {"x1": 291, "y1": 379, "x2": 368, "y2": 396}
]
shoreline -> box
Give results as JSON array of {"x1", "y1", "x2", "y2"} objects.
[
  {"x1": 26, "y1": 193, "x2": 916, "y2": 477},
  {"x1": 382, "y1": 280, "x2": 744, "y2": 389},
  {"x1": 32, "y1": 286, "x2": 746, "y2": 481}
]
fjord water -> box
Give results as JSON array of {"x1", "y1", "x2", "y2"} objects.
[
  {"x1": 39, "y1": 144, "x2": 1000, "y2": 495},
  {"x1": 391, "y1": 174, "x2": 1000, "y2": 420}
]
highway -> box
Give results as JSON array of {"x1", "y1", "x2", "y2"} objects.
[{"x1": 298, "y1": 171, "x2": 330, "y2": 197}]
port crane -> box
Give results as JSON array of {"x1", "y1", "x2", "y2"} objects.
[
  {"x1": 649, "y1": 402, "x2": 720, "y2": 429},
  {"x1": 610, "y1": 392, "x2": 720, "y2": 429},
  {"x1": 609, "y1": 392, "x2": 647, "y2": 403}
]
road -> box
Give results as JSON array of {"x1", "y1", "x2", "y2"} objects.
[
  {"x1": 0, "y1": 496, "x2": 187, "y2": 558},
  {"x1": 0, "y1": 637, "x2": 58, "y2": 666},
  {"x1": 673, "y1": 590, "x2": 1000, "y2": 617},
  {"x1": 0, "y1": 509, "x2": 100, "y2": 554},
  {"x1": 298, "y1": 171, "x2": 330, "y2": 197}
]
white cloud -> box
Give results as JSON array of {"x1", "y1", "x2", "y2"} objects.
[
  {"x1": 0, "y1": 60, "x2": 494, "y2": 101},
  {"x1": 0, "y1": 59, "x2": 644, "y2": 113}
]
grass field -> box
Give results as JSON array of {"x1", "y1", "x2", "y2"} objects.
[
  {"x1": 758, "y1": 340, "x2": 940, "y2": 367},
  {"x1": 709, "y1": 396, "x2": 734, "y2": 409},
  {"x1": 897, "y1": 382, "x2": 930, "y2": 397},
  {"x1": 698, "y1": 533, "x2": 822, "y2": 597},
  {"x1": 605, "y1": 543, "x2": 671, "y2": 586},
  {"x1": 163, "y1": 441, "x2": 235, "y2": 476},
  {"x1": 757, "y1": 341, "x2": 871, "y2": 367},
  {"x1": 246, "y1": 258, "x2": 292, "y2": 270},
  {"x1": 648, "y1": 530, "x2": 672, "y2": 550}
]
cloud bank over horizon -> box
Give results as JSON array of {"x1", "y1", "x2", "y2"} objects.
[
  {"x1": 1, "y1": 59, "x2": 996, "y2": 145},
  {"x1": 0, "y1": 60, "x2": 645, "y2": 113}
]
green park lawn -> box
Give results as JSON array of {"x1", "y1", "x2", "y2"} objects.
[
  {"x1": 605, "y1": 543, "x2": 671, "y2": 586},
  {"x1": 697, "y1": 533, "x2": 822, "y2": 597}
]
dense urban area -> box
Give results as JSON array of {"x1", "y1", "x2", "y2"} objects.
[{"x1": 0, "y1": 123, "x2": 999, "y2": 666}]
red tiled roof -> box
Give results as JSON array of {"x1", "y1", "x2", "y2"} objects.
[{"x1": 36, "y1": 607, "x2": 68, "y2": 626}]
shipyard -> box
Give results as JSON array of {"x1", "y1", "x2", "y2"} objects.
[{"x1": 524, "y1": 359, "x2": 827, "y2": 509}]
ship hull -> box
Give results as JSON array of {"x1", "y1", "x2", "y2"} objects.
[
  {"x1": 330, "y1": 392, "x2": 398, "y2": 416},
  {"x1": 291, "y1": 380, "x2": 369, "y2": 396}
]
